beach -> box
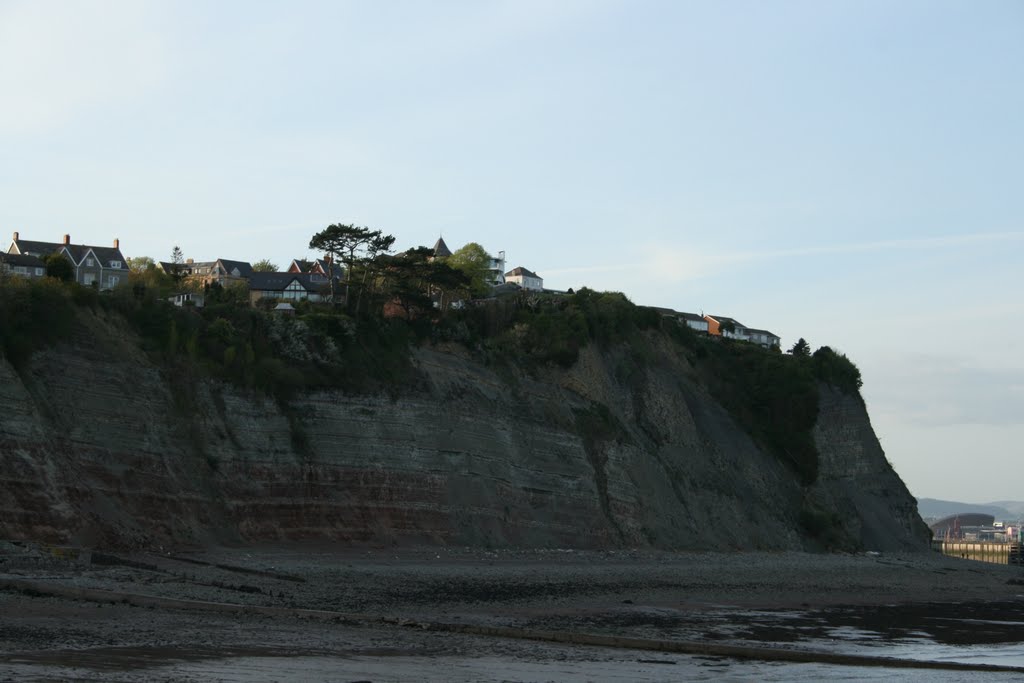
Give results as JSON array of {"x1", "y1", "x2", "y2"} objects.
[{"x1": 2, "y1": 544, "x2": 1024, "y2": 681}]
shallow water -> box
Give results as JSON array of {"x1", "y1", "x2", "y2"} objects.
[{"x1": 3, "y1": 648, "x2": 1024, "y2": 682}]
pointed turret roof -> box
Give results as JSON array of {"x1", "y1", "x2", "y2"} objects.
[{"x1": 433, "y1": 237, "x2": 452, "y2": 258}]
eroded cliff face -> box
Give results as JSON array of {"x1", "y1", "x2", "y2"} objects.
[{"x1": 0, "y1": 311, "x2": 930, "y2": 551}]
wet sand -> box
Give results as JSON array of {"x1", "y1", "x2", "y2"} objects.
[{"x1": 2, "y1": 544, "x2": 1023, "y2": 681}]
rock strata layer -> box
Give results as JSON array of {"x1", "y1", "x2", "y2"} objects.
[{"x1": 0, "y1": 315, "x2": 930, "y2": 551}]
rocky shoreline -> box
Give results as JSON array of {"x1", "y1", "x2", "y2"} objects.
[{"x1": 2, "y1": 544, "x2": 1023, "y2": 681}]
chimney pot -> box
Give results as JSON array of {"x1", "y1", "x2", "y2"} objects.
[
  {"x1": 113, "y1": 238, "x2": 119, "y2": 249},
  {"x1": 63, "y1": 234, "x2": 70, "y2": 245},
  {"x1": 12, "y1": 231, "x2": 18, "y2": 241}
]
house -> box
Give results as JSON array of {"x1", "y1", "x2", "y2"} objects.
[
  {"x1": 486, "y1": 250, "x2": 506, "y2": 286},
  {"x1": 746, "y1": 328, "x2": 781, "y2": 349},
  {"x1": 0, "y1": 252, "x2": 46, "y2": 279},
  {"x1": 158, "y1": 258, "x2": 253, "y2": 286},
  {"x1": 650, "y1": 307, "x2": 710, "y2": 334},
  {"x1": 705, "y1": 315, "x2": 781, "y2": 348},
  {"x1": 168, "y1": 292, "x2": 205, "y2": 308},
  {"x1": 7, "y1": 232, "x2": 129, "y2": 290},
  {"x1": 677, "y1": 311, "x2": 709, "y2": 333},
  {"x1": 704, "y1": 314, "x2": 750, "y2": 341},
  {"x1": 504, "y1": 266, "x2": 543, "y2": 291},
  {"x1": 287, "y1": 257, "x2": 344, "y2": 283},
  {"x1": 248, "y1": 272, "x2": 327, "y2": 305}
]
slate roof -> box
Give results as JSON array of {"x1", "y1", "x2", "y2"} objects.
[
  {"x1": 677, "y1": 311, "x2": 707, "y2": 323},
  {"x1": 505, "y1": 266, "x2": 540, "y2": 279},
  {"x1": 708, "y1": 315, "x2": 746, "y2": 329},
  {"x1": 85, "y1": 246, "x2": 129, "y2": 269},
  {"x1": 314, "y1": 258, "x2": 344, "y2": 278},
  {"x1": 433, "y1": 237, "x2": 452, "y2": 258},
  {"x1": 158, "y1": 261, "x2": 197, "y2": 277},
  {"x1": 1, "y1": 252, "x2": 45, "y2": 268},
  {"x1": 289, "y1": 258, "x2": 343, "y2": 278},
  {"x1": 8, "y1": 239, "x2": 62, "y2": 258},
  {"x1": 10, "y1": 238, "x2": 128, "y2": 269},
  {"x1": 248, "y1": 272, "x2": 322, "y2": 292},
  {"x1": 746, "y1": 328, "x2": 780, "y2": 339},
  {"x1": 217, "y1": 259, "x2": 253, "y2": 278},
  {"x1": 648, "y1": 306, "x2": 678, "y2": 316}
]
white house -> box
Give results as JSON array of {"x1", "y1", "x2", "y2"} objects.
[
  {"x1": 705, "y1": 315, "x2": 750, "y2": 341},
  {"x1": 677, "y1": 311, "x2": 709, "y2": 333},
  {"x1": 168, "y1": 292, "x2": 205, "y2": 308},
  {"x1": 746, "y1": 328, "x2": 781, "y2": 349},
  {"x1": 487, "y1": 250, "x2": 506, "y2": 286},
  {"x1": 504, "y1": 266, "x2": 543, "y2": 291}
]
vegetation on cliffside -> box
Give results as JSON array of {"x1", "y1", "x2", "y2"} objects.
[{"x1": 0, "y1": 273, "x2": 862, "y2": 491}]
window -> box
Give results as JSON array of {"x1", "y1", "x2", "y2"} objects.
[
  {"x1": 35, "y1": 267, "x2": 44, "y2": 276},
  {"x1": 283, "y1": 280, "x2": 307, "y2": 300},
  {"x1": 86, "y1": 258, "x2": 94, "y2": 267},
  {"x1": 111, "y1": 260, "x2": 121, "y2": 269},
  {"x1": 84, "y1": 273, "x2": 96, "y2": 286},
  {"x1": 14, "y1": 266, "x2": 27, "y2": 274},
  {"x1": 109, "y1": 275, "x2": 120, "y2": 287}
]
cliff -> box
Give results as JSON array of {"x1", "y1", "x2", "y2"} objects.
[{"x1": 0, "y1": 308, "x2": 930, "y2": 552}]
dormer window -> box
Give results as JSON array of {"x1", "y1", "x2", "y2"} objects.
[{"x1": 111, "y1": 260, "x2": 122, "y2": 269}]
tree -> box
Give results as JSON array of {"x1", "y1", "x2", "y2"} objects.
[
  {"x1": 43, "y1": 253, "x2": 74, "y2": 282},
  {"x1": 720, "y1": 320, "x2": 737, "y2": 336},
  {"x1": 252, "y1": 259, "x2": 278, "y2": 272},
  {"x1": 309, "y1": 224, "x2": 391, "y2": 309},
  {"x1": 425, "y1": 259, "x2": 472, "y2": 311},
  {"x1": 790, "y1": 337, "x2": 811, "y2": 357},
  {"x1": 126, "y1": 256, "x2": 155, "y2": 274},
  {"x1": 310, "y1": 224, "x2": 372, "y2": 305},
  {"x1": 448, "y1": 242, "x2": 493, "y2": 295},
  {"x1": 355, "y1": 232, "x2": 396, "y2": 315},
  {"x1": 170, "y1": 246, "x2": 185, "y2": 284}
]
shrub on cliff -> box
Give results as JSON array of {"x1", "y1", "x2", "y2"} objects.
[
  {"x1": 811, "y1": 346, "x2": 863, "y2": 396},
  {"x1": 0, "y1": 276, "x2": 76, "y2": 368},
  {"x1": 456, "y1": 288, "x2": 660, "y2": 368},
  {"x1": 698, "y1": 339, "x2": 820, "y2": 485}
]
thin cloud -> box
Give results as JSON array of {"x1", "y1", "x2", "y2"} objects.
[
  {"x1": 756, "y1": 231, "x2": 1024, "y2": 260},
  {"x1": 548, "y1": 231, "x2": 1024, "y2": 285}
]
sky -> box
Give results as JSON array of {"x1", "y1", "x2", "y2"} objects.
[{"x1": 2, "y1": 0, "x2": 1021, "y2": 504}]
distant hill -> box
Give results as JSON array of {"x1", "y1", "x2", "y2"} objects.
[
  {"x1": 988, "y1": 500, "x2": 1024, "y2": 517},
  {"x1": 916, "y1": 498, "x2": 1024, "y2": 521}
]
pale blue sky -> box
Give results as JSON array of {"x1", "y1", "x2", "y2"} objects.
[{"x1": 2, "y1": 1, "x2": 1022, "y2": 503}]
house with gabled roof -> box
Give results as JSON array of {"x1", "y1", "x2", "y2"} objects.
[
  {"x1": 504, "y1": 266, "x2": 543, "y2": 291},
  {"x1": 649, "y1": 307, "x2": 710, "y2": 333},
  {"x1": 704, "y1": 314, "x2": 750, "y2": 341},
  {"x1": 158, "y1": 258, "x2": 253, "y2": 286},
  {"x1": 287, "y1": 257, "x2": 344, "y2": 283},
  {"x1": 0, "y1": 252, "x2": 47, "y2": 279},
  {"x1": 7, "y1": 232, "x2": 129, "y2": 290},
  {"x1": 705, "y1": 314, "x2": 781, "y2": 348},
  {"x1": 746, "y1": 328, "x2": 781, "y2": 349},
  {"x1": 248, "y1": 272, "x2": 327, "y2": 305}
]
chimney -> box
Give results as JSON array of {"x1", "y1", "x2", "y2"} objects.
[
  {"x1": 12, "y1": 231, "x2": 18, "y2": 241},
  {"x1": 186, "y1": 258, "x2": 194, "y2": 264},
  {"x1": 113, "y1": 238, "x2": 119, "y2": 249},
  {"x1": 63, "y1": 234, "x2": 71, "y2": 245},
  {"x1": 323, "y1": 254, "x2": 331, "y2": 264}
]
